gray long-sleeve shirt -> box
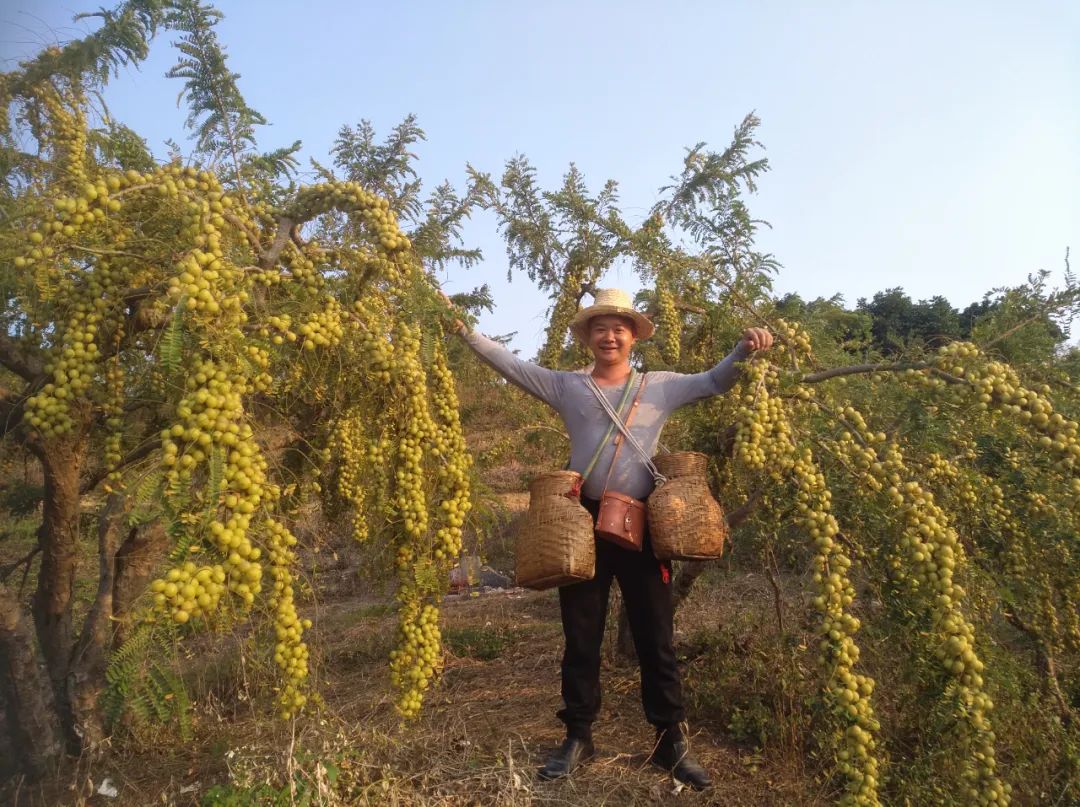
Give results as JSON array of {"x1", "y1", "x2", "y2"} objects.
[{"x1": 462, "y1": 330, "x2": 751, "y2": 500}]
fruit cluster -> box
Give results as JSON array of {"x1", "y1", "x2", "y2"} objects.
[
  {"x1": 823, "y1": 389, "x2": 1008, "y2": 805},
  {"x1": 266, "y1": 517, "x2": 311, "y2": 718},
  {"x1": 430, "y1": 332, "x2": 473, "y2": 562},
  {"x1": 17, "y1": 82, "x2": 473, "y2": 730},
  {"x1": 735, "y1": 359, "x2": 882, "y2": 806},
  {"x1": 149, "y1": 561, "x2": 227, "y2": 624},
  {"x1": 298, "y1": 300, "x2": 345, "y2": 351},
  {"x1": 656, "y1": 283, "x2": 681, "y2": 364},
  {"x1": 389, "y1": 601, "x2": 441, "y2": 718},
  {"x1": 331, "y1": 407, "x2": 372, "y2": 543},
  {"x1": 289, "y1": 182, "x2": 411, "y2": 254},
  {"x1": 32, "y1": 83, "x2": 88, "y2": 184}
]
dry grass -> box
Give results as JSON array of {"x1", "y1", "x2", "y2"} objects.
[{"x1": 5, "y1": 571, "x2": 828, "y2": 807}]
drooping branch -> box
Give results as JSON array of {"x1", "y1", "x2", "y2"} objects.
[
  {"x1": 675, "y1": 299, "x2": 706, "y2": 315},
  {"x1": 0, "y1": 388, "x2": 29, "y2": 440},
  {"x1": 0, "y1": 547, "x2": 42, "y2": 585},
  {"x1": 763, "y1": 545, "x2": 785, "y2": 633},
  {"x1": 801, "y1": 362, "x2": 927, "y2": 383}
]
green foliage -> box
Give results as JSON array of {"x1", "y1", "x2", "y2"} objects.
[
  {"x1": 103, "y1": 622, "x2": 191, "y2": 741},
  {"x1": 0, "y1": 1, "x2": 165, "y2": 99},
  {"x1": 127, "y1": 469, "x2": 165, "y2": 527},
  {"x1": 443, "y1": 625, "x2": 516, "y2": 661},
  {"x1": 165, "y1": 0, "x2": 266, "y2": 164},
  {"x1": 683, "y1": 604, "x2": 811, "y2": 754},
  {"x1": 330, "y1": 116, "x2": 487, "y2": 268},
  {"x1": 159, "y1": 301, "x2": 186, "y2": 377},
  {"x1": 202, "y1": 444, "x2": 225, "y2": 524},
  {"x1": 87, "y1": 116, "x2": 157, "y2": 173},
  {"x1": 854, "y1": 267, "x2": 1079, "y2": 360},
  {"x1": 332, "y1": 116, "x2": 425, "y2": 219},
  {"x1": 201, "y1": 754, "x2": 341, "y2": 807},
  {"x1": 657, "y1": 112, "x2": 778, "y2": 302},
  {"x1": 0, "y1": 480, "x2": 43, "y2": 517}
]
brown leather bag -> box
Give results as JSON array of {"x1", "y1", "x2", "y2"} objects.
[
  {"x1": 594, "y1": 377, "x2": 649, "y2": 551},
  {"x1": 596, "y1": 491, "x2": 647, "y2": 551}
]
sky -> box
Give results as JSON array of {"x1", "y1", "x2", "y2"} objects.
[{"x1": 3, "y1": 1, "x2": 1078, "y2": 355}]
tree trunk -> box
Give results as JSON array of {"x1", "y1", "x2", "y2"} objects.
[
  {"x1": 67, "y1": 493, "x2": 124, "y2": 751},
  {"x1": 31, "y1": 433, "x2": 85, "y2": 743},
  {"x1": 112, "y1": 521, "x2": 169, "y2": 645},
  {"x1": 672, "y1": 559, "x2": 708, "y2": 610},
  {"x1": 0, "y1": 583, "x2": 65, "y2": 779}
]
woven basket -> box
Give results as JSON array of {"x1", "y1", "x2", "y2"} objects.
[
  {"x1": 648, "y1": 451, "x2": 727, "y2": 560},
  {"x1": 516, "y1": 471, "x2": 596, "y2": 590}
]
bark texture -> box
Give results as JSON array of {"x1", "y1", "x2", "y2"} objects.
[
  {"x1": 0, "y1": 584, "x2": 65, "y2": 779},
  {"x1": 32, "y1": 435, "x2": 85, "y2": 700},
  {"x1": 67, "y1": 493, "x2": 125, "y2": 750}
]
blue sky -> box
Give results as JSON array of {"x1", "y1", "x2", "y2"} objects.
[{"x1": 3, "y1": 1, "x2": 1078, "y2": 355}]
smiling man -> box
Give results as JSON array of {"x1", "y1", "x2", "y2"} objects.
[{"x1": 447, "y1": 288, "x2": 772, "y2": 789}]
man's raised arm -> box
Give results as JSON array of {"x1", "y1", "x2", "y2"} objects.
[
  {"x1": 658, "y1": 327, "x2": 774, "y2": 410},
  {"x1": 439, "y1": 288, "x2": 565, "y2": 409},
  {"x1": 455, "y1": 329, "x2": 565, "y2": 409}
]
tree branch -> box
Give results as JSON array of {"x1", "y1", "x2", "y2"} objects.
[
  {"x1": 260, "y1": 216, "x2": 295, "y2": 270},
  {"x1": 800, "y1": 361, "x2": 970, "y2": 388},
  {"x1": 79, "y1": 436, "x2": 160, "y2": 495},
  {"x1": 675, "y1": 299, "x2": 706, "y2": 315},
  {"x1": 764, "y1": 545, "x2": 785, "y2": 633},
  {"x1": 223, "y1": 210, "x2": 264, "y2": 254},
  {"x1": 0, "y1": 334, "x2": 44, "y2": 381},
  {"x1": 0, "y1": 546, "x2": 42, "y2": 584},
  {"x1": 0, "y1": 388, "x2": 29, "y2": 441},
  {"x1": 1002, "y1": 609, "x2": 1074, "y2": 727},
  {"x1": 801, "y1": 362, "x2": 928, "y2": 383},
  {"x1": 68, "y1": 244, "x2": 145, "y2": 261}
]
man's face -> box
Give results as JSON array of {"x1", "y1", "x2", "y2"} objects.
[{"x1": 587, "y1": 315, "x2": 637, "y2": 366}]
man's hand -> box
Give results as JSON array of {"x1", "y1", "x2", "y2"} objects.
[
  {"x1": 740, "y1": 327, "x2": 773, "y2": 353},
  {"x1": 438, "y1": 290, "x2": 466, "y2": 335}
]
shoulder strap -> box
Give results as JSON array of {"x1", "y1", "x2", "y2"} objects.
[
  {"x1": 581, "y1": 369, "x2": 637, "y2": 483},
  {"x1": 586, "y1": 373, "x2": 666, "y2": 486},
  {"x1": 600, "y1": 375, "x2": 649, "y2": 495}
]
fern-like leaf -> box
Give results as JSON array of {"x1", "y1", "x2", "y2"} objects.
[
  {"x1": 159, "y1": 302, "x2": 185, "y2": 378},
  {"x1": 201, "y1": 445, "x2": 224, "y2": 526}
]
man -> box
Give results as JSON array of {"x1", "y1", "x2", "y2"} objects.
[{"x1": 444, "y1": 288, "x2": 773, "y2": 789}]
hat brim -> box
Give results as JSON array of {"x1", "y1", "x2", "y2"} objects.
[{"x1": 569, "y1": 305, "x2": 655, "y2": 342}]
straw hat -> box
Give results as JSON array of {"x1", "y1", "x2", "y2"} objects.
[{"x1": 568, "y1": 288, "x2": 655, "y2": 343}]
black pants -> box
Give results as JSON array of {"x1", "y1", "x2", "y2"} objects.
[{"x1": 556, "y1": 496, "x2": 685, "y2": 739}]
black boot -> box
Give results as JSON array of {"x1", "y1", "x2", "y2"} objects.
[
  {"x1": 538, "y1": 736, "x2": 595, "y2": 781},
  {"x1": 649, "y1": 724, "x2": 713, "y2": 791}
]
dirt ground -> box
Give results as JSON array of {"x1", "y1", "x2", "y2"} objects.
[{"x1": 6, "y1": 570, "x2": 829, "y2": 807}]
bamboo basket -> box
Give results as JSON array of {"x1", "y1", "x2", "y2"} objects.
[
  {"x1": 516, "y1": 471, "x2": 596, "y2": 590},
  {"x1": 647, "y1": 452, "x2": 728, "y2": 560}
]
